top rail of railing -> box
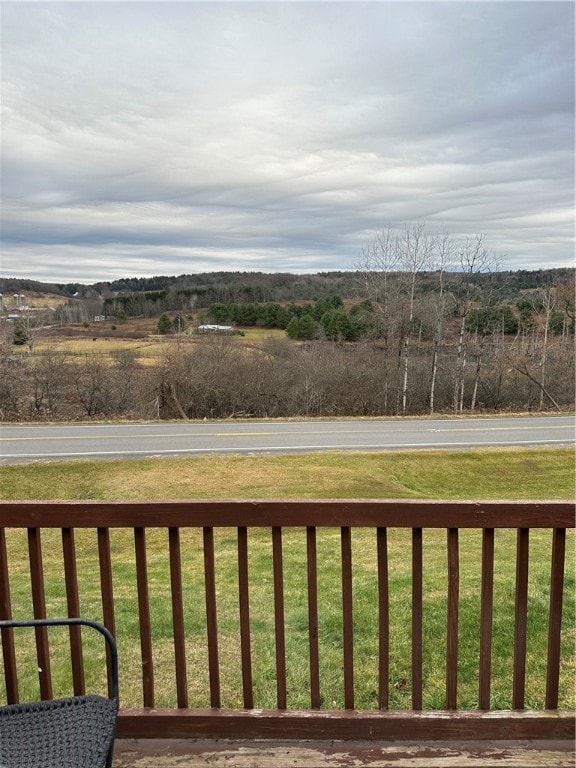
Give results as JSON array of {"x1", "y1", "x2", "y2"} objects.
[{"x1": 2, "y1": 499, "x2": 574, "y2": 528}]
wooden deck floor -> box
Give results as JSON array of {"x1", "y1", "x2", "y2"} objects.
[{"x1": 112, "y1": 739, "x2": 576, "y2": 767}]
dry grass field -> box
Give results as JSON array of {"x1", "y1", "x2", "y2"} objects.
[
  {"x1": 9, "y1": 291, "x2": 69, "y2": 309},
  {"x1": 8, "y1": 316, "x2": 288, "y2": 366}
]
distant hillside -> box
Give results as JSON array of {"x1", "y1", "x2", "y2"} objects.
[
  {"x1": 0, "y1": 278, "x2": 70, "y2": 296},
  {"x1": 1, "y1": 267, "x2": 572, "y2": 304}
]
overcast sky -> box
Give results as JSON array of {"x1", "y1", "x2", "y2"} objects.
[{"x1": 1, "y1": 1, "x2": 574, "y2": 284}]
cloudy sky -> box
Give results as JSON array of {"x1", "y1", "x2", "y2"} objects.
[{"x1": 1, "y1": 1, "x2": 574, "y2": 283}]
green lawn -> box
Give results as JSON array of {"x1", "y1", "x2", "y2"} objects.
[
  {"x1": 1, "y1": 446, "x2": 573, "y2": 500},
  {"x1": 1, "y1": 447, "x2": 574, "y2": 711}
]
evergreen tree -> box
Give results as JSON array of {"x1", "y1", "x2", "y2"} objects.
[
  {"x1": 298, "y1": 313, "x2": 318, "y2": 340},
  {"x1": 321, "y1": 309, "x2": 355, "y2": 340},
  {"x1": 275, "y1": 307, "x2": 291, "y2": 329},
  {"x1": 285, "y1": 317, "x2": 300, "y2": 340},
  {"x1": 157, "y1": 314, "x2": 172, "y2": 334},
  {"x1": 12, "y1": 321, "x2": 28, "y2": 346},
  {"x1": 209, "y1": 303, "x2": 231, "y2": 323}
]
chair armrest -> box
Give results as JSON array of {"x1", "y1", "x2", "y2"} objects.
[{"x1": 0, "y1": 617, "x2": 118, "y2": 701}]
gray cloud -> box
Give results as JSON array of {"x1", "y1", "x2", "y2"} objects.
[{"x1": 1, "y1": 1, "x2": 573, "y2": 283}]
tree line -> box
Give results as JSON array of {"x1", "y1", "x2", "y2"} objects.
[
  {"x1": 1, "y1": 326, "x2": 573, "y2": 422},
  {"x1": 204, "y1": 295, "x2": 569, "y2": 343},
  {"x1": 4, "y1": 265, "x2": 572, "y2": 320}
]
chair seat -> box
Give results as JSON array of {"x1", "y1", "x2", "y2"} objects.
[{"x1": 0, "y1": 694, "x2": 117, "y2": 768}]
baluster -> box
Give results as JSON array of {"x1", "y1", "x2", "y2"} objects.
[
  {"x1": 62, "y1": 528, "x2": 85, "y2": 695},
  {"x1": 97, "y1": 527, "x2": 116, "y2": 699},
  {"x1": 512, "y1": 528, "x2": 529, "y2": 710},
  {"x1": 168, "y1": 527, "x2": 188, "y2": 708},
  {"x1": 377, "y1": 527, "x2": 389, "y2": 710},
  {"x1": 306, "y1": 527, "x2": 320, "y2": 709},
  {"x1": 28, "y1": 528, "x2": 51, "y2": 700},
  {"x1": 412, "y1": 528, "x2": 423, "y2": 710},
  {"x1": 238, "y1": 526, "x2": 253, "y2": 708},
  {"x1": 203, "y1": 527, "x2": 221, "y2": 708},
  {"x1": 341, "y1": 526, "x2": 354, "y2": 710},
  {"x1": 0, "y1": 527, "x2": 18, "y2": 703},
  {"x1": 479, "y1": 528, "x2": 494, "y2": 710},
  {"x1": 546, "y1": 528, "x2": 566, "y2": 709},
  {"x1": 134, "y1": 527, "x2": 154, "y2": 707},
  {"x1": 446, "y1": 528, "x2": 459, "y2": 710},
  {"x1": 272, "y1": 526, "x2": 287, "y2": 709}
]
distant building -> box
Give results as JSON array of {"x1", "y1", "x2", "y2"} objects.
[{"x1": 197, "y1": 324, "x2": 234, "y2": 333}]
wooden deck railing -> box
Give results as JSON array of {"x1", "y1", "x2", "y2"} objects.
[{"x1": 1, "y1": 500, "x2": 574, "y2": 741}]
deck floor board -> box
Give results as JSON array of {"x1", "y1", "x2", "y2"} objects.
[{"x1": 112, "y1": 739, "x2": 576, "y2": 767}]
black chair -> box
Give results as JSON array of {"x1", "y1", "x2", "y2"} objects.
[{"x1": 0, "y1": 618, "x2": 118, "y2": 768}]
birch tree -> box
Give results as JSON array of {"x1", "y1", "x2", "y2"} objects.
[
  {"x1": 398, "y1": 223, "x2": 435, "y2": 414},
  {"x1": 451, "y1": 235, "x2": 498, "y2": 414},
  {"x1": 535, "y1": 286, "x2": 556, "y2": 410},
  {"x1": 357, "y1": 229, "x2": 402, "y2": 413},
  {"x1": 428, "y1": 231, "x2": 455, "y2": 414}
]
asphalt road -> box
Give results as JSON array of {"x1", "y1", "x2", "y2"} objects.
[{"x1": 0, "y1": 415, "x2": 573, "y2": 464}]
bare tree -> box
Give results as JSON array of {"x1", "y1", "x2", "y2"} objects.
[
  {"x1": 13, "y1": 309, "x2": 52, "y2": 353},
  {"x1": 357, "y1": 228, "x2": 402, "y2": 343},
  {"x1": 398, "y1": 223, "x2": 435, "y2": 414},
  {"x1": 428, "y1": 231, "x2": 455, "y2": 414},
  {"x1": 54, "y1": 299, "x2": 91, "y2": 325},
  {"x1": 357, "y1": 228, "x2": 403, "y2": 413},
  {"x1": 451, "y1": 235, "x2": 499, "y2": 414},
  {"x1": 534, "y1": 286, "x2": 556, "y2": 410},
  {"x1": 72, "y1": 354, "x2": 112, "y2": 417},
  {"x1": 506, "y1": 337, "x2": 562, "y2": 411},
  {"x1": 0, "y1": 353, "x2": 25, "y2": 420},
  {"x1": 30, "y1": 351, "x2": 70, "y2": 418},
  {"x1": 506, "y1": 285, "x2": 561, "y2": 412}
]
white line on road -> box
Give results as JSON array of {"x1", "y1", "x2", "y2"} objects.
[{"x1": 2, "y1": 438, "x2": 572, "y2": 460}]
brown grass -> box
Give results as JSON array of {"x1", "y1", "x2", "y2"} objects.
[{"x1": 1, "y1": 447, "x2": 573, "y2": 501}]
